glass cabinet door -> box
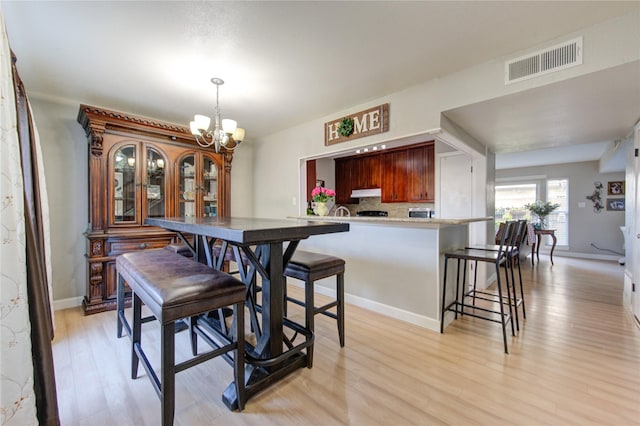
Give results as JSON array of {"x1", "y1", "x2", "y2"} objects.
[
  {"x1": 179, "y1": 154, "x2": 196, "y2": 217},
  {"x1": 202, "y1": 154, "x2": 219, "y2": 217},
  {"x1": 146, "y1": 147, "x2": 166, "y2": 218},
  {"x1": 113, "y1": 145, "x2": 137, "y2": 223}
]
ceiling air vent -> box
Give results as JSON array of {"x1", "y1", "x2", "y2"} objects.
[{"x1": 505, "y1": 37, "x2": 582, "y2": 84}]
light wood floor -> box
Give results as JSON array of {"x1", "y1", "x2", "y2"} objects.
[{"x1": 53, "y1": 257, "x2": 640, "y2": 425}]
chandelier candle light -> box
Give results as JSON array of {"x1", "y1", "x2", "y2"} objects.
[{"x1": 190, "y1": 78, "x2": 245, "y2": 153}]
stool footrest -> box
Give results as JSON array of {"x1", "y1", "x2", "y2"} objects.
[
  {"x1": 286, "y1": 296, "x2": 339, "y2": 318},
  {"x1": 133, "y1": 341, "x2": 161, "y2": 398}
]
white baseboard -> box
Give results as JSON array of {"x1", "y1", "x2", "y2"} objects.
[
  {"x1": 298, "y1": 281, "x2": 440, "y2": 332},
  {"x1": 553, "y1": 251, "x2": 619, "y2": 261},
  {"x1": 53, "y1": 296, "x2": 83, "y2": 311},
  {"x1": 530, "y1": 251, "x2": 619, "y2": 262}
]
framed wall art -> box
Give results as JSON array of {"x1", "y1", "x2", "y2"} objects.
[
  {"x1": 607, "y1": 181, "x2": 624, "y2": 196},
  {"x1": 606, "y1": 198, "x2": 625, "y2": 211}
]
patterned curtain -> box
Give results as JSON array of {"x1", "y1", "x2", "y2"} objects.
[{"x1": 1, "y1": 14, "x2": 59, "y2": 426}]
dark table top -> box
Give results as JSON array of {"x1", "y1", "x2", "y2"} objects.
[{"x1": 146, "y1": 216, "x2": 350, "y2": 244}]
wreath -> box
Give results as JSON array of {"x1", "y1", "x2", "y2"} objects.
[{"x1": 337, "y1": 117, "x2": 354, "y2": 137}]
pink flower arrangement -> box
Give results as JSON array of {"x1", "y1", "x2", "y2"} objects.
[{"x1": 311, "y1": 186, "x2": 336, "y2": 203}]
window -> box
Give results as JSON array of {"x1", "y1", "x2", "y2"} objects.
[
  {"x1": 547, "y1": 179, "x2": 568, "y2": 246},
  {"x1": 495, "y1": 178, "x2": 569, "y2": 247},
  {"x1": 495, "y1": 183, "x2": 536, "y2": 229}
]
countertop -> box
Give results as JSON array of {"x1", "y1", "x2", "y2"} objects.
[{"x1": 292, "y1": 215, "x2": 492, "y2": 227}]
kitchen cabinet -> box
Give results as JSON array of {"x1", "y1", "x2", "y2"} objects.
[
  {"x1": 407, "y1": 143, "x2": 435, "y2": 202},
  {"x1": 78, "y1": 104, "x2": 232, "y2": 314},
  {"x1": 335, "y1": 141, "x2": 434, "y2": 204},
  {"x1": 353, "y1": 154, "x2": 381, "y2": 189},
  {"x1": 335, "y1": 157, "x2": 356, "y2": 204},
  {"x1": 381, "y1": 149, "x2": 409, "y2": 202}
]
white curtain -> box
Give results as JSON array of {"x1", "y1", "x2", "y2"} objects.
[{"x1": 1, "y1": 12, "x2": 54, "y2": 425}]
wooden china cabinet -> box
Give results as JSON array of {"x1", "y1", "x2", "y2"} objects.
[{"x1": 77, "y1": 105, "x2": 233, "y2": 314}]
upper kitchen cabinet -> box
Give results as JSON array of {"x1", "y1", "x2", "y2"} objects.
[
  {"x1": 77, "y1": 104, "x2": 232, "y2": 314},
  {"x1": 407, "y1": 142, "x2": 435, "y2": 202},
  {"x1": 334, "y1": 140, "x2": 434, "y2": 204},
  {"x1": 335, "y1": 157, "x2": 356, "y2": 204},
  {"x1": 353, "y1": 153, "x2": 381, "y2": 189},
  {"x1": 381, "y1": 149, "x2": 409, "y2": 202}
]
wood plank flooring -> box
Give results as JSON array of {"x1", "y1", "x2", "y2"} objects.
[{"x1": 52, "y1": 257, "x2": 640, "y2": 425}]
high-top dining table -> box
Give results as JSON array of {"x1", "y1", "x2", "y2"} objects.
[{"x1": 146, "y1": 216, "x2": 349, "y2": 409}]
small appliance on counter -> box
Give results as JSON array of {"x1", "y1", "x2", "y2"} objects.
[
  {"x1": 408, "y1": 207, "x2": 433, "y2": 218},
  {"x1": 356, "y1": 210, "x2": 388, "y2": 217}
]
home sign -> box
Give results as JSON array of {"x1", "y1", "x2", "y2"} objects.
[{"x1": 324, "y1": 103, "x2": 389, "y2": 146}]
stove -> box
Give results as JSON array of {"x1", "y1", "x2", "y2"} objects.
[{"x1": 356, "y1": 210, "x2": 388, "y2": 217}]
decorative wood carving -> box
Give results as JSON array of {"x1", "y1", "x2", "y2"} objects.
[
  {"x1": 91, "y1": 240, "x2": 103, "y2": 257},
  {"x1": 89, "y1": 130, "x2": 104, "y2": 156}
]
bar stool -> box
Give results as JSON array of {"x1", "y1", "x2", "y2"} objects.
[
  {"x1": 283, "y1": 250, "x2": 345, "y2": 367},
  {"x1": 465, "y1": 220, "x2": 527, "y2": 330},
  {"x1": 441, "y1": 221, "x2": 516, "y2": 353}
]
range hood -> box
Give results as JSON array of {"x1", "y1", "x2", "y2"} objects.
[{"x1": 350, "y1": 188, "x2": 382, "y2": 198}]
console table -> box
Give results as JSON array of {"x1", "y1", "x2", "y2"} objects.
[{"x1": 533, "y1": 228, "x2": 557, "y2": 265}]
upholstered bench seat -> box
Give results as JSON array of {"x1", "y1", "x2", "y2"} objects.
[
  {"x1": 117, "y1": 249, "x2": 245, "y2": 323},
  {"x1": 115, "y1": 249, "x2": 246, "y2": 425}
]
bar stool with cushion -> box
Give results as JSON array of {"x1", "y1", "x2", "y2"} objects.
[
  {"x1": 283, "y1": 250, "x2": 345, "y2": 368},
  {"x1": 441, "y1": 221, "x2": 516, "y2": 353}
]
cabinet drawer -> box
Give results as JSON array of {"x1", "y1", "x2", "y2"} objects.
[{"x1": 107, "y1": 237, "x2": 173, "y2": 255}]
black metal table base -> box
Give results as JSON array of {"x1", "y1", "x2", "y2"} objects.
[{"x1": 197, "y1": 309, "x2": 314, "y2": 410}]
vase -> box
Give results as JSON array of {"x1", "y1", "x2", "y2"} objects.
[
  {"x1": 535, "y1": 216, "x2": 547, "y2": 229},
  {"x1": 313, "y1": 202, "x2": 329, "y2": 216}
]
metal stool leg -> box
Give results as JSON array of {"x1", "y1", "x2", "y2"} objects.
[
  {"x1": 494, "y1": 263, "x2": 509, "y2": 354},
  {"x1": 516, "y1": 255, "x2": 526, "y2": 318},
  {"x1": 440, "y1": 255, "x2": 449, "y2": 333}
]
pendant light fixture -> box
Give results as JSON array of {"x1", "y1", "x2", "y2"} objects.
[{"x1": 190, "y1": 78, "x2": 245, "y2": 153}]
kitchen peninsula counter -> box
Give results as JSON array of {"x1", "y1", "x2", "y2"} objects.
[
  {"x1": 290, "y1": 215, "x2": 491, "y2": 331},
  {"x1": 294, "y1": 215, "x2": 492, "y2": 226}
]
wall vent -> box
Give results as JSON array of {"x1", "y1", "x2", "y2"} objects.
[{"x1": 505, "y1": 37, "x2": 582, "y2": 84}]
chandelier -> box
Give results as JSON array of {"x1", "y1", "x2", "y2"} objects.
[{"x1": 190, "y1": 78, "x2": 245, "y2": 153}]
